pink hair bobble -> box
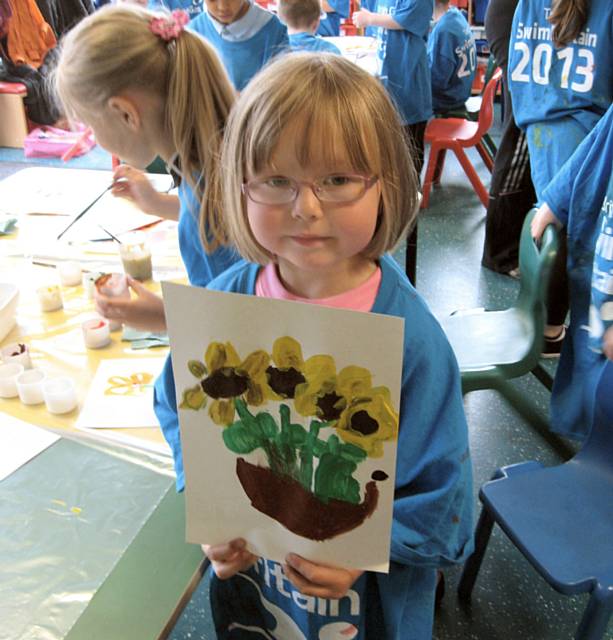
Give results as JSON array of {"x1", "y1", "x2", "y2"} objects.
[{"x1": 150, "y1": 10, "x2": 189, "y2": 42}]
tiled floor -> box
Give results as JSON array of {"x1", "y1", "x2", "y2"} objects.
[{"x1": 1, "y1": 125, "x2": 610, "y2": 639}]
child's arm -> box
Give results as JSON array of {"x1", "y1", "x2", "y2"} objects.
[
  {"x1": 112, "y1": 165, "x2": 180, "y2": 220},
  {"x1": 540, "y1": 107, "x2": 613, "y2": 237},
  {"x1": 94, "y1": 276, "x2": 167, "y2": 332},
  {"x1": 352, "y1": 9, "x2": 403, "y2": 30},
  {"x1": 603, "y1": 326, "x2": 613, "y2": 361},
  {"x1": 202, "y1": 539, "x2": 258, "y2": 579},
  {"x1": 531, "y1": 202, "x2": 563, "y2": 242},
  {"x1": 283, "y1": 554, "x2": 363, "y2": 599},
  {"x1": 389, "y1": 307, "x2": 473, "y2": 569}
]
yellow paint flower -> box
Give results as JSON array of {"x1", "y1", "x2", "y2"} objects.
[
  {"x1": 265, "y1": 337, "x2": 307, "y2": 399},
  {"x1": 294, "y1": 360, "x2": 398, "y2": 456},
  {"x1": 335, "y1": 387, "x2": 399, "y2": 457},
  {"x1": 197, "y1": 341, "x2": 272, "y2": 425}
]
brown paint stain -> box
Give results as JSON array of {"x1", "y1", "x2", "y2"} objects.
[{"x1": 236, "y1": 458, "x2": 379, "y2": 541}]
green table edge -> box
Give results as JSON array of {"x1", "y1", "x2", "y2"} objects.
[{"x1": 64, "y1": 484, "x2": 205, "y2": 640}]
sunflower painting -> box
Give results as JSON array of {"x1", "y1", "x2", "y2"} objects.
[{"x1": 163, "y1": 284, "x2": 404, "y2": 572}]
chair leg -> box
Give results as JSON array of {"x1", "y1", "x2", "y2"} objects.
[
  {"x1": 433, "y1": 149, "x2": 447, "y2": 184},
  {"x1": 476, "y1": 141, "x2": 494, "y2": 172},
  {"x1": 422, "y1": 143, "x2": 442, "y2": 209},
  {"x1": 575, "y1": 587, "x2": 613, "y2": 640},
  {"x1": 458, "y1": 506, "x2": 496, "y2": 601},
  {"x1": 454, "y1": 146, "x2": 489, "y2": 207},
  {"x1": 531, "y1": 363, "x2": 554, "y2": 391},
  {"x1": 482, "y1": 132, "x2": 497, "y2": 159}
]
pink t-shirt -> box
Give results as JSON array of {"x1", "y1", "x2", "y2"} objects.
[{"x1": 255, "y1": 263, "x2": 381, "y2": 311}]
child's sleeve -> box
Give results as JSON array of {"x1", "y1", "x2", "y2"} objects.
[
  {"x1": 427, "y1": 28, "x2": 456, "y2": 96},
  {"x1": 542, "y1": 107, "x2": 613, "y2": 227},
  {"x1": 153, "y1": 355, "x2": 185, "y2": 491},
  {"x1": 390, "y1": 0, "x2": 432, "y2": 38},
  {"x1": 390, "y1": 316, "x2": 474, "y2": 568},
  {"x1": 326, "y1": 0, "x2": 350, "y2": 18}
]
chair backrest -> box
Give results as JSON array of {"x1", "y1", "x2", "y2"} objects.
[
  {"x1": 515, "y1": 208, "x2": 560, "y2": 352},
  {"x1": 575, "y1": 361, "x2": 613, "y2": 470},
  {"x1": 475, "y1": 67, "x2": 502, "y2": 138}
]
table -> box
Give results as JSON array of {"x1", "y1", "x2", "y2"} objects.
[
  {"x1": 0, "y1": 435, "x2": 204, "y2": 640},
  {"x1": 324, "y1": 36, "x2": 380, "y2": 76},
  {"x1": 0, "y1": 167, "x2": 184, "y2": 452},
  {"x1": 0, "y1": 166, "x2": 203, "y2": 639}
]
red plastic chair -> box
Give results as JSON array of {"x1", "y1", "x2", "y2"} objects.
[{"x1": 421, "y1": 67, "x2": 502, "y2": 209}]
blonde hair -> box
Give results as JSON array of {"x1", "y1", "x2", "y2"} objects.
[
  {"x1": 278, "y1": 0, "x2": 321, "y2": 29},
  {"x1": 220, "y1": 53, "x2": 419, "y2": 265},
  {"x1": 54, "y1": 5, "x2": 235, "y2": 251},
  {"x1": 548, "y1": 0, "x2": 589, "y2": 48}
]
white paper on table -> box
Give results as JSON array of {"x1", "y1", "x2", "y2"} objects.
[
  {"x1": 0, "y1": 416, "x2": 60, "y2": 482},
  {"x1": 76, "y1": 357, "x2": 166, "y2": 429},
  {"x1": 0, "y1": 167, "x2": 172, "y2": 244},
  {"x1": 163, "y1": 283, "x2": 405, "y2": 573}
]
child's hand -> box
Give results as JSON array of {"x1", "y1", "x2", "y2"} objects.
[
  {"x1": 603, "y1": 326, "x2": 613, "y2": 361},
  {"x1": 531, "y1": 202, "x2": 562, "y2": 242},
  {"x1": 283, "y1": 553, "x2": 363, "y2": 599},
  {"x1": 202, "y1": 539, "x2": 258, "y2": 580},
  {"x1": 352, "y1": 9, "x2": 373, "y2": 28},
  {"x1": 112, "y1": 165, "x2": 162, "y2": 214},
  {"x1": 94, "y1": 276, "x2": 167, "y2": 332}
]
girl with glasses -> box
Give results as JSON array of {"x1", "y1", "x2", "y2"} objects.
[{"x1": 164, "y1": 53, "x2": 474, "y2": 640}]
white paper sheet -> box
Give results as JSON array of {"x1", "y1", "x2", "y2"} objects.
[
  {"x1": 163, "y1": 283, "x2": 405, "y2": 573},
  {"x1": 0, "y1": 415, "x2": 60, "y2": 481},
  {"x1": 76, "y1": 357, "x2": 166, "y2": 429}
]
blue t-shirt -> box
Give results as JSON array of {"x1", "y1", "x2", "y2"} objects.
[
  {"x1": 148, "y1": 0, "x2": 203, "y2": 19},
  {"x1": 540, "y1": 105, "x2": 613, "y2": 439},
  {"x1": 509, "y1": 0, "x2": 613, "y2": 132},
  {"x1": 427, "y1": 7, "x2": 476, "y2": 112},
  {"x1": 199, "y1": 254, "x2": 473, "y2": 639},
  {"x1": 372, "y1": 0, "x2": 433, "y2": 125},
  {"x1": 154, "y1": 179, "x2": 239, "y2": 485},
  {"x1": 542, "y1": 105, "x2": 613, "y2": 353},
  {"x1": 177, "y1": 179, "x2": 238, "y2": 288},
  {"x1": 189, "y1": 7, "x2": 289, "y2": 91},
  {"x1": 317, "y1": 0, "x2": 350, "y2": 37},
  {"x1": 288, "y1": 32, "x2": 341, "y2": 54}
]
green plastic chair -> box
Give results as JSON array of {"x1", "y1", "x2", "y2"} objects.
[{"x1": 440, "y1": 209, "x2": 559, "y2": 395}]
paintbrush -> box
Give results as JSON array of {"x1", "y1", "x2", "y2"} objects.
[
  {"x1": 56, "y1": 183, "x2": 113, "y2": 241},
  {"x1": 98, "y1": 225, "x2": 122, "y2": 244}
]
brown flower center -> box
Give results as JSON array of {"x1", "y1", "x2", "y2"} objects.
[
  {"x1": 316, "y1": 392, "x2": 346, "y2": 421},
  {"x1": 266, "y1": 366, "x2": 306, "y2": 398},
  {"x1": 350, "y1": 410, "x2": 379, "y2": 435},
  {"x1": 201, "y1": 367, "x2": 249, "y2": 399}
]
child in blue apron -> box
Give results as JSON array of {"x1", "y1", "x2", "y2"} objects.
[
  {"x1": 189, "y1": 0, "x2": 289, "y2": 90},
  {"x1": 55, "y1": 6, "x2": 240, "y2": 476},
  {"x1": 278, "y1": 0, "x2": 341, "y2": 54},
  {"x1": 508, "y1": 0, "x2": 613, "y2": 357},
  {"x1": 197, "y1": 53, "x2": 473, "y2": 640},
  {"x1": 352, "y1": 0, "x2": 433, "y2": 174},
  {"x1": 531, "y1": 104, "x2": 613, "y2": 440},
  {"x1": 427, "y1": 0, "x2": 476, "y2": 114}
]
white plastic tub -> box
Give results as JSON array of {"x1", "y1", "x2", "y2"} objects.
[{"x1": 0, "y1": 283, "x2": 19, "y2": 343}]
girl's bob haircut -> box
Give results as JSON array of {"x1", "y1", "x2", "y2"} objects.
[{"x1": 220, "y1": 52, "x2": 420, "y2": 265}]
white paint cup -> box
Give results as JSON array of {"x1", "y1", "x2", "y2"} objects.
[
  {"x1": 16, "y1": 368, "x2": 46, "y2": 405},
  {"x1": 43, "y1": 377, "x2": 78, "y2": 414},
  {"x1": 0, "y1": 342, "x2": 32, "y2": 369},
  {"x1": 0, "y1": 362, "x2": 25, "y2": 398},
  {"x1": 37, "y1": 285, "x2": 63, "y2": 312},
  {"x1": 82, "y1": 317, "x2": 111, "y2": 349},
  {"x1": 57, "y1": 260, "x2": 82, "y2": 286}
]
